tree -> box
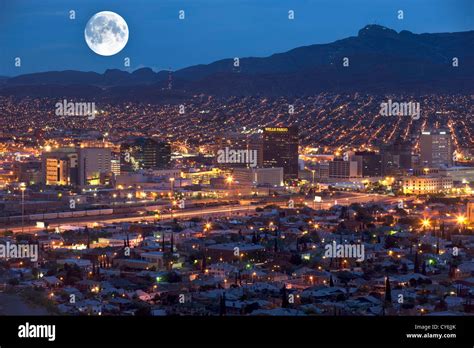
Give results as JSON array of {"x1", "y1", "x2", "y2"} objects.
[
  {"x1": 414, "y1": 252, "x2": 420, "y2": 273},
  {"x1": 385, "y1": 276, "x2": 392, "y2": 305},
  {"x1": 329, "y1": 275, "x2": 334, "y2": 287},
  {"x1": 281, "y1": 286, "x2": 289, "y2": 308},
  {"x1": 85, "y1": 226, "x2": 90, "y2": 249},
  {"x1": 201, "y1": 255, "x2": 207, "y2": 272},
  {"x1": 219, "y1": 292, "x2": 226, "y2": 316},
  {"x1": 170, "y1": 232, "x2": 174, "y2": 253},
  {"x1": 252, "y1": 231, "x2": 257, "y2": 244},
  {"x1": 165, "y1": 271, "x2": 181, "y2": 283},
  {"x1": 289, "y1": 253, "x2": 302, "y2": 265},
  {"x1": 383, "y1": 215, "x2": 395, "y2": 226}
]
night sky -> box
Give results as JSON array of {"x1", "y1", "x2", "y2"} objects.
[{"x1": 1, "y1": 0, "x2": 473, "y2": 76}]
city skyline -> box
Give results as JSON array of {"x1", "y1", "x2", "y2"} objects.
[{"x1": 1, "y1": 2, "x2": 474, "y2": 344}]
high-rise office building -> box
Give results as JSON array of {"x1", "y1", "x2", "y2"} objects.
[
  {"x1": 262, "y1": 127, "x2": 299, "y2": 179},
  {"x1": 78, "y1": 146, "x2": 112, "y2": 186},
  {"x1": 14, "y1": 161, "x2": 42, "y2": 185},
  {"x1": 215, "y1": 133, "x2": 262, "y2": 168},
  {"x1": 42, "y1": 148, "x2": 79, "y2": 186},
  {"x1": 121, "y1": 138, "x2": 171, "y2": 172},
  {"x1": 468, "y1": 201, "x2": 474, "y2": 225},
  {"x1": 351, "y1": 151, "x2": 382, "y2": 177},
  {"x1": 42, "y1": 146, "x2": 112, "y2": 187},
  {"x1": 111, "y1": 159, "x2": 121, "y2": 176},
  {"x1": 420, "y1": 129, "x2": 453, "y2": 168},
  {"x1": 381, "y1": 138, "x2": 412, "y2": 175},
  {"x1": 329, "y1": 159, "x2": 359, "y2": 179}
]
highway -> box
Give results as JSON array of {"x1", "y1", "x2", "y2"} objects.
[
  {"x1": 5, "y1": 192, "x2": 414, "y2": 234},
  {"x1": 6, "y1": 204, "x2": 261, "y2": 234}
]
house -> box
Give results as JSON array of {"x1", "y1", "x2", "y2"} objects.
[{"x1": 140, "y1": 251, "x2": 166, "y2": 269}]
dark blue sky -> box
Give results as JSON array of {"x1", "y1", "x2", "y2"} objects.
[{"x1": 1, "y1": 0, "x2": 473, "y2": 76}]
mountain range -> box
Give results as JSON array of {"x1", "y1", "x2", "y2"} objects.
[{"x1": 1, "y1": 25, "x2": 473, "y2": 101}]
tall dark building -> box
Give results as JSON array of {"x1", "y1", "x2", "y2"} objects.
[
  {"x1": 121, "y1": 138, "x2": 171, "y2": 172},
  {"x1": 215, "y1": 133, "x2": 262, "y2": 168},
  {"x1": 262, "y1": 126, "x2": 299, "y2": 179},
  {"x1": 381, "y1": 138, "x2": 412, "y2": 175},
  {"x1": 351, "y1": 151, "x2": 382, "y2": 177}
]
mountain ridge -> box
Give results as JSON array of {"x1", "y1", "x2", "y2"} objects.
[{"x1": 2, "y1": 24, "x2": 473, "y2": 99}]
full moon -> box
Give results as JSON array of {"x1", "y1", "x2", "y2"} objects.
[{"x1": 84, "y1": 11, "x2": 129, "y2": 56}]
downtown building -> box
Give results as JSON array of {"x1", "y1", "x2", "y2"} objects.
[
  {"x1": 120, "y1": 137, "x2": 171, "y2": 173},
  {"x1": 350, "y1": 151, "x2": 383, "y2": 177},
  {"x1": 420, "y1": 129, "x2": 453, "y2": 168},
  {"x1": 401, "y1": 176, "x2": 453, "y2": 195},
  {"x1": 215, "y1": 133, "x2": 263, "y2": 169},
  {"x1": 13, "y1": 160, "x2": 42, "y2": 185},
  {"x1": 232, "y1": 167, "x2": 284, "y2": 187},
  {"x1": 41, "y1": 146, "x2": 112, "y2": 187},
  {"x1": 381, "y1": 138, "x2": 413, "y2": 175},
  {"x1": 42, "y1": 147, "x2": 79, "y2": 186},
  {"x1": 468, "y1": 201, "x2": 474, "y2": 225},
  {"x1": 262, "y1": 127, "x2": 299, "y2": 180},
  {"x1": 329, "y1": 158, "x2": 359, "y2": 179}
]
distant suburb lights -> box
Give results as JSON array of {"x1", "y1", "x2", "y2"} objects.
[{"x1": 84, "y1": 11, "x2": 129, "y2": 56}]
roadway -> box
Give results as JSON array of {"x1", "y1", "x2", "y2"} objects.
[{"x1": 6, "y1": 192, "x2": 413, "y2": 234}]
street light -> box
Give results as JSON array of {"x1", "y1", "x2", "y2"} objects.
[
  {"x1": 456, "y1": 215, "x2": 466, "y2": 225},
  {"x1": 20, "y1": 183, "x2": 26, "y2": 233},
  {"x1": 421, "y1": 218, "x2": 431, "y2": 231},
  {"x1": 456, "y1": 215, "x2": 467, "y2": 232}
]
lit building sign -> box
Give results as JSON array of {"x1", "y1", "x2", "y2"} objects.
[{"x1": 264, "y1": 127, "x2": 288, "y2": 132}]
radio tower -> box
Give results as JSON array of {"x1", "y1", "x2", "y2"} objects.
[{"x1": 168, "y1": 67, "x2": 173, "y2": 90}]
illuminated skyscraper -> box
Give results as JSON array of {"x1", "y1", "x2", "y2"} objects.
[
  {"x1": 420, "y1": 129, "x2": 453, "y2": 168},
  {"x1": 121, "y1": 138, "x2": 171, "y2": 172},
  {"x1": 262, "y1": 127, "x2": 298, "y2": 179}
]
